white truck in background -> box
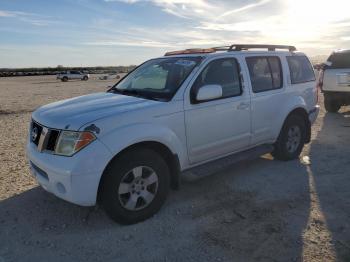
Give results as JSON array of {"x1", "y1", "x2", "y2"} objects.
[{"x1": 319, "y1": 49, "x2": 350, "y2": 112}]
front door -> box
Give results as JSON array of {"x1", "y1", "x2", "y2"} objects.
[{"x1": 184, "y1": 57, "x2": 251, "y2": 164}]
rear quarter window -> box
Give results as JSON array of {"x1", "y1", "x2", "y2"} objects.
[
  {"x1": 286, "y1": 56, "x2": 315, "y2": 84},
  {"x1": 246, "y1": 56, "x2": 283, "y2": 93}
]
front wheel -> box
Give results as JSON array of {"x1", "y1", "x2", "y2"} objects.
[
  {"x1": 272, "y1": 115, "x2": 307, "y2": 161},
  {"x1": 82, "y1": 76, "x2": 88, "y2": 81},
  {"x1": 100, "y1": 148, "x2": 170, "y2": 224}
]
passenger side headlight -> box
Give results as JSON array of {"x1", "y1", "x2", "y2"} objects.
[{"x1": 55, "y1": 131, "x2": 96, "y2": 156}]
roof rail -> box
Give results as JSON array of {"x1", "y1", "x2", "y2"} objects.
[
  {"x1": 228, "y1": 44, "x2": 297, "y2": 52},
  {"x1": 211, "y1": 46, "x2": 232, "y2": 51},
  {"x1": 164, "y1": 48, "x2": 216, "y2": 56},
  {"x1": 164, "y1": 44, "x2": 297, "y2": 56}
]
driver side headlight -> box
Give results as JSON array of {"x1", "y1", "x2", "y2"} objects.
[{"x1": 55, "y1": 131, "x2": 96, "y2": 156}]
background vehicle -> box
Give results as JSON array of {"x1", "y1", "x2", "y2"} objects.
[
  {"x1": 57, "y1": 71, "x2": 89, "y2": 82},
  {"x1": 318, "y1": 49, "x2": 350, "y2": 112},
  {"x1": 28, "y1": 44, "x2": 319, "y2": 224},
  {"x1": 99, "y1": 74, "x2": 117, "y2": 80}
]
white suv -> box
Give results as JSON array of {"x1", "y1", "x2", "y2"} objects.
[
  {"x1": 318, "y1": 49, "x2": 350, "y2": 112},
  {"x1": 27, "y1": 44, "x2": 319, "y2": 224},
  {"x1": 57, "y1": 71, "x2": 89, "y2": 82}
]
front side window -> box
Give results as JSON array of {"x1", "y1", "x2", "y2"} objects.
[
  {"x1": 287, "y1": 56, "x2": 315, "y2": 84},
  {"x1": 246, "y1": 56, "x2": 283, "y2": 93},
  {"x1": 191, "y1": 58, "x2": 242, "y2": 102},
  {"x1": 112, "y1": 57, "x2": 202, "y2": 101}
]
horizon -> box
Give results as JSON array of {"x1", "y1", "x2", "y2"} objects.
[{"x1": 0, "y1": 0, "x2": 349, "y2": 68}]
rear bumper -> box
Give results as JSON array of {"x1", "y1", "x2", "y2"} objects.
[
  {"x1": 26, "y1": 139, "x2": 113, "y2": 206},
  {"x1": 322, "y1": 86, "x2": 350, "y2": 93},
  {"x1": 323, "y1": 91, "x2": 350, "y2": 104},
  {"x1": 309, "y1": 105, "x2": 320, "y2": 125}
]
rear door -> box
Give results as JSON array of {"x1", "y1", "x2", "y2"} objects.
[
  {"x1": 245, "y1": 55, "x2": 286, "y2": 145},
  {"x1": 323, "y1": 52, "x2": 350, "y2": 92}
]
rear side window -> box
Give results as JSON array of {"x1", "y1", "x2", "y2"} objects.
[
  {"x1": 286, "y1": 56, "x2": 315, "y2": 84},
  {"x1": 246, "y1": 56, "x2": 283, "y2": 93},
  {"x1": 192, "y1": 58, "x2": 242, "y2": 102},
  {"x1": 326, "y1": 52, "x2": 350, "y2": 69}
]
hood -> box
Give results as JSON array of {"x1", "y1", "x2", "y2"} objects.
[{"x1": 32, "y1": 92, "x2": 159, "y2": 130}]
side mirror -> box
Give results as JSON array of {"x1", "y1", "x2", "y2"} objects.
[{"x1": 196, "y1": 84, "x2": 223, "y2": 102}]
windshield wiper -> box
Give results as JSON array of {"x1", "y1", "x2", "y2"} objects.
[
  {"x1": 110, "y1": 88, "x2": 138, "y2": 96},
  {"x1": 110, "y1": 88, "x2": 162, "y2": 101}
]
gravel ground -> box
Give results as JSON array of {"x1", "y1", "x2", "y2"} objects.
[{"x1": 0, "y1": 76, "x2": 349, "y2": 262}]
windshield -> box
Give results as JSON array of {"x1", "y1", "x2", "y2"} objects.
[{"x1": 110, "y1": 57, "x2": 202, "y2": 101}]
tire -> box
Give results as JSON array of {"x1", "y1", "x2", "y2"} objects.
[
  {"x1": 82, "y1": 76, "x2": 88, "y2": 81},
  {"x1": 61, "y1": 76, "x2": 68, "y2": 82},
  {"x1": 272, "y1": 114, "x2": 306, "y2": 161},
  {"x1": 100, "y1": 148, "x2": 170, "y2": 224},
  {"x1": 324, "y1": 94, "x2": 341, "y2": 113}
]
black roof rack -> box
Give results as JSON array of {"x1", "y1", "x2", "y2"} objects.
[
  {"x1": 164, "y1": 44, "x2": 297, "y2": 56},
  {"x1": 227, "y1": 44, "x2": 297, "y2": 52},
  {"x1": 211, "y1": 46, "x2": 232, "y2": 51}
]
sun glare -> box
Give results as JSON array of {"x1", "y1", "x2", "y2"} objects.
[{"x1": 252, "y1": 0, "x2": 350, "y2": 51}]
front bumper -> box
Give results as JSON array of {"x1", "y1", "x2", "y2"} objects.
[
  {"x1": 309, "y1": 105, "x2": 320, "y2": 125},
  {"x1": 26, "y1": 138, "x2": 113, "y2": 206}
]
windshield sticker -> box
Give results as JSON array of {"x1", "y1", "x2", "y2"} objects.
[{"x1": 175, "y1": 60, "x2": 196, "y2": 67}]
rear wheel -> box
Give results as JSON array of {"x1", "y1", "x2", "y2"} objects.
[
  {"x1": 82, "y1": 76, "x2": 88, "y2": 81},
  {"x1": 100, "y1": 148, "x2": 170, "y2": 224},
  {"x1": 272, "y1": 115, "x2": 307, "y2": 161},
  {"x1": 324, "y1": 94, "x2": 341, "y2": 113},
  {"x1": 61, "y1": 76, "x2": 68, "y2": 82}
]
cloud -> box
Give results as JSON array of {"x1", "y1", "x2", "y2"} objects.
[
  {"x1": 84, "y1": 40, "x2": 173, "y2": 48},
  {"x1": 105, "y1": 0, "x2": 213, "y2": 19},
  {"x1": 101, "y1": 0, "x2": 350, "y2": 56},
  {"x1": 0, "y1": 10, "x2": 32, "y2": 17},
  {"x1": 0, "y1": 10, "x2": 14, "y2": 17},
  {"x1": 3, "y1": 0, "x2": 350, "y2": 67},
  {"x1": 219, "y1": 0, "x2": 270, "y2": 18},
  {"x1": 0, "y1": 9, "x2": 56, "y2": 26}
]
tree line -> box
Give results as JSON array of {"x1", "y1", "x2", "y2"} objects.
[{"x1": 0, "y1": 66, "x2": 137, "y2": 77}]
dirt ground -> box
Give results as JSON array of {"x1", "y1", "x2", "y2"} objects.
[{"x1": 0, "y1": 75, "x2": 349, "y2": 262}]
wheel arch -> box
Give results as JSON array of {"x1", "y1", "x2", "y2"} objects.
[
  {"x1": 281, "y1": 107, "x2": 311, "y2": 144},
  {"x1": 97, "y1": 141, "x2": 181, "y2": 203}
]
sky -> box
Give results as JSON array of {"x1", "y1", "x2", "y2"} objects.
[{"x1": 0, "y1": 0, "x2": 349, "y2": 68}]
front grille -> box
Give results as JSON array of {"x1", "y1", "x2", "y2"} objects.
[
  {"x1": 30, "y1": 120, "x2": 60, "y2": 152},
  {"x1": 31, "y1": 121, "x2": 43, "y2": 146},
  {"x1": 47, "y1": 130, "x2": 60, "y2": 151}
]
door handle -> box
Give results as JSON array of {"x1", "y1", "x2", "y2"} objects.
[{"x1": 237, "y1": 102, "x2": 250, "y2": 110}]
